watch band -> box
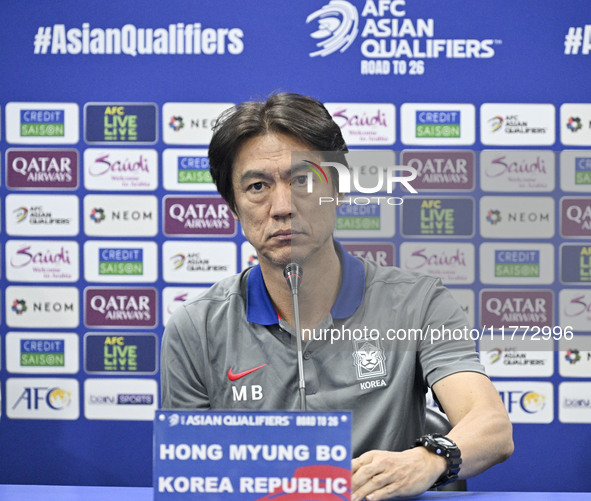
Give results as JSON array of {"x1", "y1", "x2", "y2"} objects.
[{"x1": 414, "y1": 433, "x2": 462, "y2": 488}]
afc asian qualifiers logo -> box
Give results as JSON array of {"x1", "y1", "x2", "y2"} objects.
[
  {"x1": 352, "y1": 338, "x2": 386, "y2": 380},
  {"x1": 307, "y1": 1, "x2": 359, "y2": 57}
]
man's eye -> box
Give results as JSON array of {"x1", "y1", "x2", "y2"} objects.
[
  {"x1": 293, "y1": 175, "x2": 307, "y2": 186},
  {"x1": 248, "y1": 182, "x2": 264, "y2": 192}
]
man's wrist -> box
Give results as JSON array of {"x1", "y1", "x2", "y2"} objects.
[{"x1": 414, "y1": 433, "x2": 462, "y2": 488}]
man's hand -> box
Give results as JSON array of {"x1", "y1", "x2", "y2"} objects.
[{"x1": 351, "y1": 446, "x2": 447, "y2": 501}]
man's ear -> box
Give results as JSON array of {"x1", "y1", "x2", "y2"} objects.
[{"x1": 230, "y1": 207, "x2": 240, "y2": 221}]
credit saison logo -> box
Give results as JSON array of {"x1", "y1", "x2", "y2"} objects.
[
  {"x1": 20, "y1": 339, "x2": 65, "y2": 367},
  {"x1": 303, "y1": 160, "x2": 417, "y2": 206},
  {"x1": 575, "y1": 157, "x2": 591, "y2": 185},
  {"x1": 20, "y1": 109, "x2": 64, "y2": 137},
  {"x1": 495, "y1": 250, "x2": 540, "y2": 278},
  {"x1": 415, "y1": 110, "x2": 460, "y2": 138},
  {"x1": 99, "y1": 248, "x2": 143, "y2": 275},
  {"x1": 177, "y1": 155, "x2": 213, "y2": 184}
]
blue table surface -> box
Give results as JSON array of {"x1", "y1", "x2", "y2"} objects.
[{"x1": 0, "y1": 485, "x2": 589, "y2": 500}]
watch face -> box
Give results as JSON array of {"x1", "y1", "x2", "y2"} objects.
[{"x1": 433, "y1": 436, "x2": 455, "y2": 448}]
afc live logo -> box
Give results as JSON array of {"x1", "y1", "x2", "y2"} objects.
[{"x1": 228, "y1": 364, "x2": 266, "y2": 402}]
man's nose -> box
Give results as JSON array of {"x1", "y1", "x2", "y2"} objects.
[{"x1": 270, "y1": 183, "x2": 293, "y2": 219}]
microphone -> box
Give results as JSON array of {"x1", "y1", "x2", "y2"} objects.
[
  {"x1": 283, "y1": 263, "x2": 303, "y2": 295},
  {"x1": 283, "y1": 263, "x2": 307, "y2": 411}
]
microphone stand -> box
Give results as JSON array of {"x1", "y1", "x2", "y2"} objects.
[{"x1": 284, "y1": 263, "x2": 307, "y2": 411}]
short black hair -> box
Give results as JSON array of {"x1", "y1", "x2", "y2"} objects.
[{"x1": 208, "y1": 92, "x2": 348, "y2": 213}]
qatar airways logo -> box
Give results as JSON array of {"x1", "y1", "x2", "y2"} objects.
[
  {"x1": 164, "y1": 196, "x2": 236, "y2": 236},
  {"x1": 480, "y1": 290, "x2": 553, "y2": 328},
  {"x1": 84, "y1": 287, "x2": 157, "y2": 328},
  {"x1": 303, "y1": 159, "x2": 417, "y2": 206}
]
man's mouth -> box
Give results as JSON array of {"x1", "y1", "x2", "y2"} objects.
[{"x1": 270, "y1": 229, "x2": 301, "y2": 241}]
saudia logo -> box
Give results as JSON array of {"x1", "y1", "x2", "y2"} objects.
[
  {"x1": 404, "y1": 247, "x2": 467, "y2": 270},
  {"x1": 303, "y1": 160, "x2": 417, "y2": 205},
  {"x1": 88, "y1": 153, "x2": 151, "y2": 177},
  {"x1": 10, "y1": 245, "x2": 72, "y2": 271}
]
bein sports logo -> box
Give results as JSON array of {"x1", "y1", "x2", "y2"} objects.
[
  {"x1": 303, "y1": 160, "x2": 417, "y2": 205},
  {"x1": 307, "y1": 1, "x2": 359, "y2": 57}
]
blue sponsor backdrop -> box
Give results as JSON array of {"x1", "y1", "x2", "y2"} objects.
[{"x1": 1, "y1": 0, "x2": 591, "y2": 493}]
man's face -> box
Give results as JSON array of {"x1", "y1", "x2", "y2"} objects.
[{"x1": 231, "y1": 133, "x2": 339, "y2": 268}]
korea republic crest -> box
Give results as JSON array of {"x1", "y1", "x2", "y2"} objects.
[{"x1": 352, "y1": 338, "x2": 387, "y2": 380}]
